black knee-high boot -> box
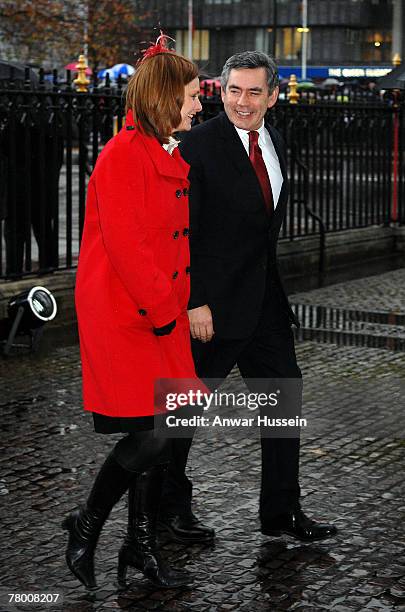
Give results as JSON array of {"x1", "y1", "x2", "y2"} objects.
[
  {"x1": 62, "y1": 451, "x2": 136, "y2": 589},
  {"x1": 117, "y1": 464, "x2": 191, "y2": 588}
]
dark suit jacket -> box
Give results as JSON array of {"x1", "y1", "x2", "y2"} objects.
[{"x1": 179, "y1": 111, "x2": 299, "y2": 339}]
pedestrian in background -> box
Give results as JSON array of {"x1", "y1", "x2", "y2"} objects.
[{"x1": 62, "y1": 38, "x2": 202, "y2": 590}]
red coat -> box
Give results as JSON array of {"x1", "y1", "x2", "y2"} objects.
[{"x1": 75, "y1": 110, "x2": 197, "y2": 417}]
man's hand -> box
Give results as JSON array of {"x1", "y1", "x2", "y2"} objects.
[{"x1": 188, "y1": 305, "x2": 214, "y2": 342}]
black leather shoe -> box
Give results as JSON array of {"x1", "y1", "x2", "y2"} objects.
[
  {"x1": 261, "y1": 508, "x2": 337, "y2": 542},
  {"x1": 158, "y1": 512, "x2": 215, "y2": 544}
]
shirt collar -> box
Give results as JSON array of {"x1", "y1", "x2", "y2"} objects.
[
  {"x1": 162, "y1": 136, "x2": 180, "y2": 156},
  {"x1": 234, "y1": 120, "x2": 266, "y2": 141}
]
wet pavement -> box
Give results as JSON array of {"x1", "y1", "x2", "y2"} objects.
[
  {"x1": 1, "y1": 330, "x2": 405, "y2": 611},
  {"x1": 291, "y1": 269, "x2": 405, "y2": 313},
  {"x1": 290, "y1": 269, "x2": 405, "y2": 350}
]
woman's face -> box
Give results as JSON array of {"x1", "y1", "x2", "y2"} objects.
[{"x1": 174, "y1": 77, "x2": 202, "y2": 132}]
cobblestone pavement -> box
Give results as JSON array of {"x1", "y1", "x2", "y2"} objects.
[
  {"x1": 291, "y1": 269, "x2": 405, "y2": 314},
  {"x1": 289, "y1": 269, "x2": 405, "y2": 350},
  {"x1": 1, "y1": 336, "x2": 405, "y2": 612}
]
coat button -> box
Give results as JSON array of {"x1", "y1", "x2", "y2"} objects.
[
  {"x1": 138, "y1": 308, "x2": 147, "y2": 316},
  {"x1": 185, "y1": 266, "x2": 190, "y2": 275},
  {"x1": 175, "y1": 189, "x2": 182, "y2": 198},
  {"x1": 183, "y1": 228, "x2": 190, "y2": 237},
  {"x1": 183, "y1": 188, "x2": 189, "y2": 196},
  {"x1": 173, "y1": 230, "x2": 179, "y2": 239},
  {"x1": 172, "y1": 271, "x2": 179, "y2": 279},
  {"x1": 126, "y1": 125, "x2": 135, "y2": 131}
]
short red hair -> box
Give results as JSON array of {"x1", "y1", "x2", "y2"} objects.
[{"x1": 126, "y1": 52, "x2": 198, "y2": 143}]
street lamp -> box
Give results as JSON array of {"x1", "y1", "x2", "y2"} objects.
[
  {"x1": 272, "y1": 0, "x2": 278, "y2": 58},
  {"x1": 3, "y1": 286, "x2": 57, "y2": 356},
  {"x1": 299, "y1": 0, "x2": 309, "y2": 80},
  {"x1": 188, "y1": 0, "x2": 193, "y2": 60}
]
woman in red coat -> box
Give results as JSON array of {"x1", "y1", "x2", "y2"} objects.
[{"x1": 62, "y1": 42, "x2": 202, "y2": 590}]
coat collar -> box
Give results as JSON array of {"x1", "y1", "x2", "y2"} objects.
[{"x1": 125, "y1": 110, "x2": 189, "y2": 181}]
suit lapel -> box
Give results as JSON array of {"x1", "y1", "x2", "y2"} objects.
[
  {"x1": 217, "y1": 112, "x2": 268, "y2": 211},
  {"x1": 218, "y1": 112, "x2": 253, "y2": 175},
  {"x1": 267, "y1": 123, "x2": 288, "y2": 183},
  {"x1": 265, "y1": 121, "x2": 289, "y2": 229},
  {"x1": 216, "y1": 112, "x2": 289, "y2": 226}
]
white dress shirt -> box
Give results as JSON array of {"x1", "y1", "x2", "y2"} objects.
[{"x1": 234, "y1": 121, "x2": 283, "y2": 208}]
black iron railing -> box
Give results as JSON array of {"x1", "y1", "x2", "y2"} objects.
[
  {"x1": 0, "y1": 72, "x2": 124, "y2": 278},
  {"x1": 1, "y1": 72, "x2": 404, "y2": 279},
  {"x1": 272, "y1": 100, "x2": 395, "y2": 239}
]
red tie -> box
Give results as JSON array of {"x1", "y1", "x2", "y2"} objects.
[{"x1": 248, "y1": 130, "x2": 274, "y2": 215}]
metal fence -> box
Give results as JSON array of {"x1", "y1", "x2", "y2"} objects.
[
  {"x1": 200, "y1": 93, "x2": 402, "y2": 239},
  {"x1": 274, "y1": 101, "x2": 396, "y2": 239},
  {"x1": 1, "y1": 73, "x2": 404, "y2": 279},
  {"x1": 0, "y1": 74, "x2": 124, "y2": 279}
]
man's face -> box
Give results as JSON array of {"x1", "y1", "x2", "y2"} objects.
[{"x1": 221, "y1": 67, "x2": 278, "y2": 131}]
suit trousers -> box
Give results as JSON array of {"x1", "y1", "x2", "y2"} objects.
[{"x1": 161, "y1": 279, "x2": 302, "y2": 521}]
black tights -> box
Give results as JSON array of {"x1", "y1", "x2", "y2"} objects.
[{"x1": 113, "y1": 429, "x2": 172, "y2": 473}]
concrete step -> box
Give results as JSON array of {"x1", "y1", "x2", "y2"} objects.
[
  {"x1": 291, "y1": 303, "x2": 405, "y2": 351},
  {"x1": 290, "y1": 303, "x2": 405, "y2": 327}
]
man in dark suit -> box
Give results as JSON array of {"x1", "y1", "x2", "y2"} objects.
[{"x1": 160, "y1": 51, "x2": 337, "y2": 543}]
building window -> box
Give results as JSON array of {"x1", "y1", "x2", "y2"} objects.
[
  {"x1": 255, "y1": 28, "x2": 272, "y2": 54},
  {"x1": 276, "y1": 27, "x2": 310, "y2": 62},
  {"x1": 361, "y1": 29, "x2": 392, "y2": 62},
  {"x1": 346, "y1": 29, "x2": 361, "y2": 45},
  {"x1": 175, "y1": 29, "x2": 210, "y2": 61}
]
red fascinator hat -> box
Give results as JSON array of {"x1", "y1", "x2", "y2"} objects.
[{"x1": 137, "y1": 31, "x2": 176, "y2": 65}]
